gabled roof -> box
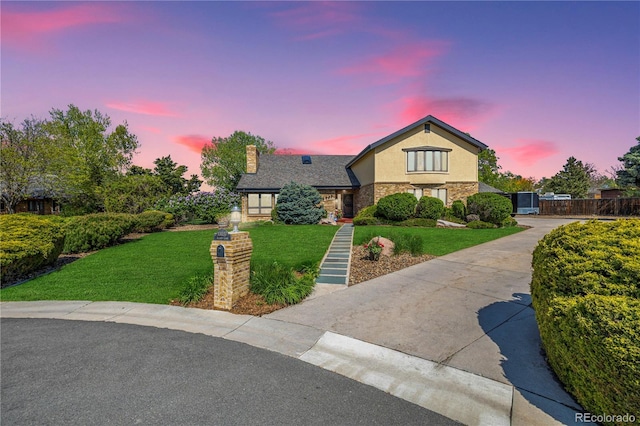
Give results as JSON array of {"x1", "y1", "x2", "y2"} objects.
[
  {"x1": 478, "y1": 182, "x2": 505, "y2": 194},
  {"x1": 236, "y1": 155, "x2": 360, "y2": 192},
  {"x1": 346, "y1": 115, "x2": 488, "y2": 168}
]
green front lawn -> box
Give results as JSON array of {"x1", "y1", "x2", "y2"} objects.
[
  {"x1": 0, "y1": 225, "x2": 338, "y2": 304},
  {"x1": 354, "y1": 226, "x2": 523, "y2": 256},
  {"x1": 0, "y1": 223, "x2": 523, "y2": 304}
]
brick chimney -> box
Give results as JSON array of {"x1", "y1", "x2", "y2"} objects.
[{"x1": 246, "y1": 144, "x2": 258, "y2": 173}]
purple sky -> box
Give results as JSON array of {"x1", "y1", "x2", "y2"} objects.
[{"x1": 2, "y1": 1, "x2": 639, "y2": 184}]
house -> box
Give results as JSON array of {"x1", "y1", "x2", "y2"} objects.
[
  {"x1": 0, "y1": 188, "x2": 60, "y2": 215},
  {"x1": 236, "y1": 115, "x2": 488, "y2": 221}
]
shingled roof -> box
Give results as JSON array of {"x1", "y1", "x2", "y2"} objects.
[{"x1": 236, "y1": 154, "x2": 360, "y2": 192}]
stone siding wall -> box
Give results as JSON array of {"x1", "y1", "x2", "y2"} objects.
[
  {"x1": 373, "y1": 182, "x2": 413, "y2": 204},
  {"x1": 444, "y1": 182, "x2": 479, "y2": 205},
  {"x1": 354, "y1": 184, "x2": 374, "y2": 215}
]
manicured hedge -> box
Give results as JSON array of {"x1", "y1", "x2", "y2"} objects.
[
  {"x1": 466, "y1": 193, "x2": 512, "y2": 226},
  {"x1": 415, "y1": 196, "x2": 444, "y2": 220},
  {"x1": 531, "y1": 219, "x2": 640, "y2": 422},
  {"x1": 132, "y1": 210, "x2": 174, "y2": 233},
  {"x1": 376, "y1": 193, "x2": 417, "y2": 222},
  {"x1": 63, "y1": 213, "x2": 136, "y2": 253},
  {"x1": 0, "y1": 214, "x2": 66, "y2": 285}
]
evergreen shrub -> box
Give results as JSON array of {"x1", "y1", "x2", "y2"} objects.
[
  {"x1": 376, "y1": 193, "x2": 417, "y2": 222},
  {"x1": 0, "y1": 214, "x2": 66, "y2": 285},
  {"x1": 63, "y1": 213, "x2": 136, "y2": 253},
  {"x1": 276, "y1": 182, "x2": 324, "y2": 225},
  {"x1": 466, "y1": 193, "x2": 512, "y2": 226},
  {"x1": 451, "y1": 200, "x2": 467, "y2": 221},
  {"x1": 132, "y1": 210, "x2": 174, "y2": 233},
  {"x1": 531, "y1": 220, "x2": 640, "y2": 421},
  {"x1": 353, "y1": 205, "x2": 380, "y2": 226},
  {"x1": 416, "y1": 196, "x2": 445, "y2": 220}
]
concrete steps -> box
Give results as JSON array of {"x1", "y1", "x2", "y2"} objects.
[{"x1": 316, "y1": 224, "x2": 353, "y2": 285}]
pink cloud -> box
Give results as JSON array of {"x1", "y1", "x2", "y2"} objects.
[
  {"x1": 173, "y1": 135, "x2": 211, "y2": 153},
  {"x1": 2, "y1": 3, "x2": 128, "y2": 51},
  {"x1": 500, "y1": 139, "x2": 560, "y2": 165},
  {"x1": 269, "y1": 2, "x2": 362, "y2": 40},
  {"x1": 397, "y1": 95, "x2": 493, "y2": 130},
  {"x1": 340, "y1": 42, "x2": 447, "y2": 83},
  {"x1": 106, "y1": 101, "x2": 180, "y2": 117},
  {"x1": 137, "y1": 125, "x2": 162, "y2": 134},
  {"x1": 309, "y1": 132, "x2": 384, "y2": 154}
]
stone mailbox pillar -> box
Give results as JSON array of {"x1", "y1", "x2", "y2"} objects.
[{"x1": 210, "y1": 229, "x2": 253, "y2": 310}]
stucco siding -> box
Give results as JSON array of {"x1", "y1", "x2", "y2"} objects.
[{"x1": 372, "y1": 124, "x2": 479, "y2": 184}]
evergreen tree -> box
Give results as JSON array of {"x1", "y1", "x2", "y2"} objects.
[
  {"x1": 546, "y1": 157, "x2": 593, "y2": 199},
  {"x1": 276, "y1": 182, "x2": 324, "y2": 225},
  {"x1": 616, "y1": 137, "x2": 640, "y2": 194}
]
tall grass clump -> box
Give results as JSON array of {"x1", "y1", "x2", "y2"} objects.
[{"x1": 250, "y1": 262, "x2": 317, "y2": 305}]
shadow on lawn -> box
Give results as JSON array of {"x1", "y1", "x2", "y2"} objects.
[{"x1": 477, "y1": 293, "x2": 590, "y2": 425}]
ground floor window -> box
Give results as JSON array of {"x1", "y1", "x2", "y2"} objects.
[
  {"x1": 28, "y1": 200, "x2": 44, "y2": 213},
  {"x1": 407, "y1": 188, "x2": 423, "y2": 199},
  {"x1": 431, "y1": 188, "x2": 447, "y2": 204},
  {"x1": 247, "y1": 193, "x2": 274, "y2": 215}
]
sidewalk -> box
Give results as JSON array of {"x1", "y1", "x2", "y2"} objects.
[{"x1": 0, "y1": 217, "x2": 591, "y2": 425}]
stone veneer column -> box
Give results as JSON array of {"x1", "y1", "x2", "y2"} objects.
[{"x1": 210, "y1": 231, "x2": 253, "y2": 310}]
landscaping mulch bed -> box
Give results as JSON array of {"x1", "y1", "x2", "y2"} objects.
[{"x1": 348, "y1": 246, "x2": 435, "y2": 286}]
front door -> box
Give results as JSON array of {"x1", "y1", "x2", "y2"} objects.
[{"x1": 343, "y1": 194, "x2": 354, "y2": 218}]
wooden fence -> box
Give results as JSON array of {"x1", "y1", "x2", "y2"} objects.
[{"x1": 539, "y1": 198, "x2": 640, "y2": 216}]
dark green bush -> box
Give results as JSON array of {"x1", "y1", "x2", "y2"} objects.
[
  {"x1": 0, "y1": 214, "x2": 66, "y2": 285},
  {"x1": 63, "y1": 213, "x2": 136, "y2": 253},
  {"x1": 466, "y1": 193, "x2": 512, "y2": 225},
  {"x1": 531, "y1": 220, "x2": 640, "y2": 421},
  {"x1": 394, "y1": 218, "x2": 437, "y2": 227},
  {"x1": 451, "y1": 200, "x2": 467, "y2": 221},
  {"x1": 353, "y1": 205, "x2": 380, "y2": 226},
  {"x1": 466, "y1": 220, "x2": 496, "y2": 229},
  {"x1": 376, "y1": 193, "x2": 417, "y2": 222},
  {"x1": 132, "y1": 210, "x2": 174, "y2": 233},
  {"x1": 250, "y1": 262, "x2": 317, "y2": 305},
  {"x1": 276, "y1": 182, "x2": 324, "y2": 225},
  {"x1": 353, "y1": 216, "x2": 381, "y2": 226},
  {"x1": 416, "y1": 196, "x2": 445, "y2": 220}
]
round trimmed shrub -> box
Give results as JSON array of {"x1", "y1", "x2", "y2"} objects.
[
  {"x1": 353, "y1": 205, "x2": 380, "y2": 226},
  {"x1": 132, "y1": 210, "x2": 174, "y2": 233},
  {"x1": 376, "y1": 193, "x2": 417, "y2": 222},
  {"x1": 466, "y1": 193, "x2": 512, "y2": 226},
  {"x1": 451, "y1": 200, "x2": 467, "y2": 221},
  {"x1": 416, "y1": 196, "x2": 445, "y2": 220},
  {"x1": 276, "y1": 182, "x2": 324, "y2": 225},
  {"x1": 531, "y1": 219, "x2": 640, "y2": 420}
]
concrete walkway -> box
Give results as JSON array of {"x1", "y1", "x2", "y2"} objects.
[{"x1": 0, "y1": 217, "x2": 592, "y2": 425}]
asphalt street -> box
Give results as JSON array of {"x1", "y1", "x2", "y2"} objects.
[{"x1": 1, "y1": 318, "x2": 459, "y2": 425}]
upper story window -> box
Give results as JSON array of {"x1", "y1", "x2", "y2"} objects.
[{"x1": 404, "y1": 147, "x2": 450, "y2": 172}]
